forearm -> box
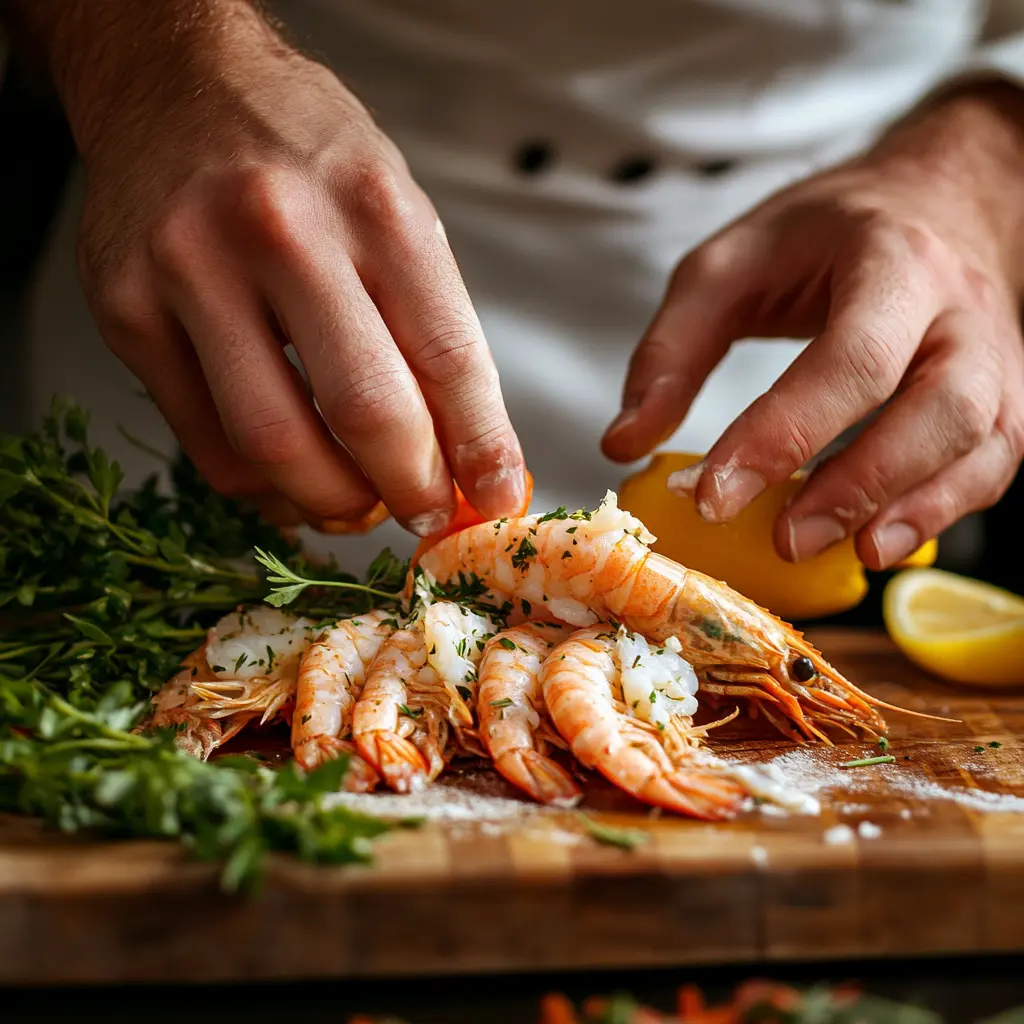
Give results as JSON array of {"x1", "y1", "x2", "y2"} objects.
[
  {"x1": 862, "y1": 81, "x2": 1024, "y2": 295},
  {"x1": 0, "y1": 0, "x2": 285, "y2": 158}
]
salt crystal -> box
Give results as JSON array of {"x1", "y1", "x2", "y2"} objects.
[
  {"x1": 900, "y1": 808, "x2": 912, "y2": 820},
  {"x1": 325, "y1": 777, "x2": 547, "y2": 822},
  {"x1": 734, "y1": 748, "x2": 1024, "y2": 816},
  {"x1": 857, "y1": 821, "x2": 882, "y2": 839},
  {"x1": 750, "y1": 845, "x2": 768, "y2": 866},
  {"x1": 823, "y1": 824, "x2": 854, "y2": 845}
]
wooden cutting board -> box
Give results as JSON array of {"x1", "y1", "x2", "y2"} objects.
[{"x1": 1, "y1": 627, "x2": 1022, "y2": 985}]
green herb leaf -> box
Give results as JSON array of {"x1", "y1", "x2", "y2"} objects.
[
  {"x1": 840, "y1": 755, "x2": 896, "y2": 768},
  {"x1": 582, "y1": 816, "x2": 647, "y2": 851}
]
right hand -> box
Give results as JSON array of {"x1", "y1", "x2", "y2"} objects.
[{"x1": 74, "y1": 9, "x2": 525, "y2": 536}]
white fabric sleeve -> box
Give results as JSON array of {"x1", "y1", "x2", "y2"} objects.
[{"x1": 922, "y1": 2, "x2": 1024, "y2": 101}]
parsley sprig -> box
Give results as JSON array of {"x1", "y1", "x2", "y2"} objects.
[{"x1": 0, "y1": 400, "x2": 408, "y2": 890}]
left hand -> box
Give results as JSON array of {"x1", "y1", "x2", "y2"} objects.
[{"x1": 602, "y1": 83, "x2": 1024, "y2": 570}]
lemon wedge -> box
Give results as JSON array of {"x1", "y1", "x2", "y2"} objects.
[
  {"x1": 883, "y1": 568, "x2": 1024, "y2": 687},
  {"x1": 618, "y1": 452, "x2": 937, "y2": 622}
]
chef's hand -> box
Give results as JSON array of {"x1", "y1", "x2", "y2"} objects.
[
  {"x1": 14, "y1": 0, "x2": 525, "y2": 536},
  {"x1": 603, "y1": 83, "x2": 1024, "y2": 570}
]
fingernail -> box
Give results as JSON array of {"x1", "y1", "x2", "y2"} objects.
[
  {"x1": 872, "y1": 521, "x2": 920, "y2": 568},
  {"x1": 474, "y1": 453, "x2": 526, "y2": 518},
  {"x1": 407, "y1": 508, "x2": 454, "y2": 538},
  {"x1": 606, "y1": 407, "x2": 639, "y2": 437},
  {"x1": 667, "y1": 461, "x2": 705, "y2": 495},
  {"x1": 700, "y1": 465, "x2": 766, "y2": 522},
  {"x1": 787, "y1": 514, "x2": 847, "y2": 562}
]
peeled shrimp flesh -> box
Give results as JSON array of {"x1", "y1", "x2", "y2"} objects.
[
  {"x1": 476, "y1": 622, "x2": 581, "y2": 807},
  {"x1": 291, "y1": 608, "x2": 397, "y2": 789}
]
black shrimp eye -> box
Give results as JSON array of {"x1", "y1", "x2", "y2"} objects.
[{"x1": 791, "y1": 656, "x2": 816, "y2": 682}]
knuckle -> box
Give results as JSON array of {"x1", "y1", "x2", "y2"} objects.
[
  {"x1": 452, "y1": 420, "x2": 512, "y2": 464},
  {"x1": 673, "y1": 236, "x2": 737, "y2": 289},
  {"x1": 325, "y1": 369, "x2": 410, "y2": 439},
  {"x1": 341, "y1": 160, "x2": 414, "y2": 231},
  {"x1": 961, "y1": 265, "x2": 1001, "y2": 311},
  {"x1": 230, "y1": 410, "x2": 308, "y2": 468},
  {"x1": 937, "y1": 380, "x2": 994, "y2": 453},
  {"x1": 841, "y1": 468, "x2": 889, "y2": 520},
  {"x1": 148, "y1": 198, "x2": 207, "y2": 278},
  {"x1": 91, "y1": 266, "x2": 160, "y2": 351},
  {"x1": 415, "y1": 320, "x2": 490, "y2": 387},
  {"x1": 230, "y1": 165, "x2": 311, "y2": 258},
  {"x1": 921, "y1": 483, "x2": 964, "y2": 530},
  {"x1": 836, "y1": 324, "x2": 904, "y2": 403},
  {"x1": 780, "y1": 421, "x2": 816, "y2": 470}
]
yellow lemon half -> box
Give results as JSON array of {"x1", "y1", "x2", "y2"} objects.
[
  {"x1": 883, "y1": 568, "x2": 1024, "y2": 688},
  {"x1": 618, "y1": 452, "x2": 937, "y2": 622}
]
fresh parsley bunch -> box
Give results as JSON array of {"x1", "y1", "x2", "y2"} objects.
[{"x1": 0, "y1": 400, "x2": 409, "y2": 891}]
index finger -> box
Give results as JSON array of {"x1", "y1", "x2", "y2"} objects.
[
  {"x1": 682, "y1": 241, "x2": 941, "y2": 523},
  {"x1": 368, "y1": 219, "x2": 528, "y2": 521}
]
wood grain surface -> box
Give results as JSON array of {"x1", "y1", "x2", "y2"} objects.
[{"x1": 1, "y1": 627, "x2": 1022, "y2": 985}]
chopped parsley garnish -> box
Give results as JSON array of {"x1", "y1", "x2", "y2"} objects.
[
  {"x1": 511, "y1": 536, "x2": 537, "y2": 572},
  {"x1": 877, "y1": 736, "x2": 889, "y2": 751},
  {"x1": 521, "y1": 599, "x2": 531, "y2": 616},
  {"x1": 456, "y1": 685, "x2": 472, "y2": 701},
  {"x1": 398, "y1": 705, "x2": 424, "y2": 719},
  {"x1": 989, "y1": 741, "x2": 1002, "y2": 748},
  {"x1": 582, "y1": 817, "x2": 647, "y2": 851},
  {"x1": 233, "y1": 652, "x2": 248, "y2": 673},
  {"x1": 537, "y1": 506, "x2": 569, "y2": 523},
  {"x1": 498, "y1": 637, "x2": 518, "y2": 651},
  {"x1": 489, "y1": 698, "x2": 514, "y2": 708},
  {"x1": 840, "y1": 755, "x2": 895, "y2": 768}
]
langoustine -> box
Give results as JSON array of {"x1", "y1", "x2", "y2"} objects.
[{"x1": 418, "y1": 491, "x2": 926, "y2": 745}]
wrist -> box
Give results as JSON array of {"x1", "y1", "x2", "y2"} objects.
[
  {"x1": 25, "y1": 0, "x2": 286, "y2": 161},
  {"x1": 863, "y1": 81, "x2": 1024, "y2": 293}
]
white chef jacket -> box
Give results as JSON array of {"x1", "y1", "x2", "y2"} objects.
[{"x1": 23, "y1": 0, "x2": 1024, "y2": 572}]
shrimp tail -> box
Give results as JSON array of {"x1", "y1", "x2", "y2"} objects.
[
  {"x1": 494, "y1": 748, "x2": 583, "y2": 808},
  {"x1": 641, "y1": 768, "x2": 748, "y2": 821},
  {"x1": 294, "y1": 736, "x2": 380, "y2": 793},
  {"x1": 357, "y1": 731, "x2": 433, "y2": 793}
]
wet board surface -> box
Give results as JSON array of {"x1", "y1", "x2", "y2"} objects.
[{"x1": 1, "y1": 627, "x2": 1023, "y2": 985}]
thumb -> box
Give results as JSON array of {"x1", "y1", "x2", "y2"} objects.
[{"x1": 601, "y1": 239, "x2": 760, "y2": 463}]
